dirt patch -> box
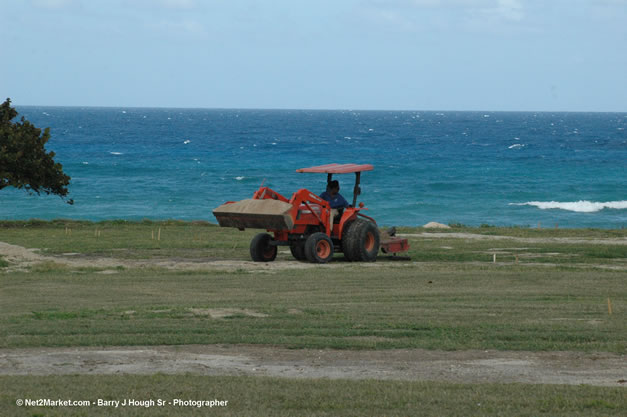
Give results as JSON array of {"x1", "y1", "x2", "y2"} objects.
[
  {"x1": 0, "y1": 242, "x2": 47, "y2": 270},
  {"x1": 400, "y1": 232, "x2": 627, "y2": 245},
  {"x1": 0, "y1": 345, "x2": 624, "y2": 386},
  {"x1": 188, "y1": 308, "x2": 269, "y2": 319}
]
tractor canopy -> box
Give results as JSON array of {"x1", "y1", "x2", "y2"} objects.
[
  {"x1": 297, "y1": 163, "x2": 373, "y2": 207},
  {"x1": 296, "y1": 163, "x2": 373, "y2": 174}
]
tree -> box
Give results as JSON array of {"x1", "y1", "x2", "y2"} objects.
[{"x1": 0, "y1": 98, "x2": 73, "y2": 204}]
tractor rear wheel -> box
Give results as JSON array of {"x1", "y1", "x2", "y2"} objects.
[
  {"x1": 342, "y1": 219, "x2": 379, "y2": 262},
  {"x1": 250, "y1": 233, "x2": 277, "y2": 262},
  {"x1": 304, "y1": 232, "x2": 334, "y2": 263},
  {"x1": 289, "y1": 241, "x2": 306, "y2": 261}
]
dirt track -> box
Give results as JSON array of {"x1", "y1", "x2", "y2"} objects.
[
  {"x1": 402, "y1": 232, "x2": 627, "y2": 245},
  {"x1": 3, "y1": 233, "x2": 626, "y2": 273},
  {"x1": 1, "y1": 345, "x2": 625, "y2": 386},
  {"x1": 0, "y1": 241, "x2": 336, "y2": 272}
]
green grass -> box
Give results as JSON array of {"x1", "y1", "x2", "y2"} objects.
[
  {"x1": 1, "y1": 221, "x2": 625, "y2": 416},
  {"x1": 0, "y1": 220, "x2": 254, "y2": 260},
  {"x1": 405, "y1": 235, "x2": 627, "y2": 265},
  {"x1": 1, "y1": 264, "x2": 624, "y2": 351},
  {"x1": 1, "y1": 375, "x2": 625, "y2": 417},
  {"x1": 1, "y1": 220, "x2": 625, "y2": 265},
  {"x1": 0, "y1": 220, "x2": 625, "y2": 352}
]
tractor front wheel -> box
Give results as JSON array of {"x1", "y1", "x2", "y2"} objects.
[
  {"x1": 250, "y1": 233, "x2": 277, "y2": 262},
  {"x1": 304, "y1": 232, "x2": 334, "y2": 263}
]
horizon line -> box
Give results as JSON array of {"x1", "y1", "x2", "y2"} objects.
[{"x1": 11, "y1": 103, "x2": 627, "y2": 114}]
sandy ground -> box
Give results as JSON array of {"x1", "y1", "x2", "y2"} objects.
[{"x1": 0, "y1": 345, "x2": 625, "y2": 386}]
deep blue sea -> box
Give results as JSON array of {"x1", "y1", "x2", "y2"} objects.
[{"x1": 2, "y1": 107, "x2": 626, "y2": 228}]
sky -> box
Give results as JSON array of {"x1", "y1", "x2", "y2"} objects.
[{"x1": 1, "y1": 0, "x2": 626, "y2": 111}]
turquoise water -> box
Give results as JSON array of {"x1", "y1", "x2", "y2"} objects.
[{"x1": 2, "y1": 107, "x2": 626, "y2": 228}]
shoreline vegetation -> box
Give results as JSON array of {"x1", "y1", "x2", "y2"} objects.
[{"x1": 1, "y1": 219, "x2": 625, "y2": 416}]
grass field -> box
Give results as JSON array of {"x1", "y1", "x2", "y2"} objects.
[
  {"x1": 1, "y1": 264, "x2": 625, "y2": 351},
  {"x1": 1, "y1": 375, "x2": 625, "y2": 417},
  {"x1": 1, "y1": 220, "x2": 625, "y2": 416}
]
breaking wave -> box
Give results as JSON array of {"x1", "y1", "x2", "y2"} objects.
[{"x1": 510, "y1": 200, "x2": 627, "y2": 213}]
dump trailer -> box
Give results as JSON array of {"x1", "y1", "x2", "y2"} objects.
[{"x1": 213, "y1": 163, "x2": 409, "y2": 263}]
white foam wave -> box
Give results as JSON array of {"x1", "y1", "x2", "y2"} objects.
[
  {"x1": 109, "y1": 152, "x2": 123, "y2": 155},
  {"x1": 235, "y1": 176, "x2": 245, "y2": 181},
  {"x1": 508, "y1": 143, "x2": 525, "y2": 149},
  {"x1": 510, "y1": 200, "x2": 627, "y2": 213},
  {"x1": 183, "y1": 140, "x2": 191, "y2": 144}
]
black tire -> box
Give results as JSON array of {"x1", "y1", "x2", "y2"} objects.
[
  {"x1": 304, "y1": 232, "x2": 334, "y2": 263},
  {"x1": 250, "y1": 233, "x2": 277, "y2": 262},
  {"x1": 342, "y1": 219, "x2": 379, "y2": 262},
  {"x1": 289, "y1": 241, "x2": 306, "y2": 261},
  {"x1": 341, "y1": 220, "x2": 357, "y2": 261}
]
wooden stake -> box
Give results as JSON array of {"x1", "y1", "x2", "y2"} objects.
[
  {"x1": 151, "y1": 230, "x2": 154, "y2": 240},
  {"x1": 608, "y1": 298, "x2": 613, "y2": 315},
  {"x1": 158, "y1": 227, "x2": 161, "y2": 241},
  {"x1": 493, "y1": 253, "x2": 496, "y2": 263},
  {"x1": 515, "y1": 255, "x2": 519, "y2": 264}
]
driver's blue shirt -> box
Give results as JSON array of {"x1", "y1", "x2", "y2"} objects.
[{"x1": 320, "y1": 191, "x2": 349, "y2": 209}]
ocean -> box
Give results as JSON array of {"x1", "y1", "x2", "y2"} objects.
[{"x1": 2, "y1": 107, "x2": 626, "y2": 228}]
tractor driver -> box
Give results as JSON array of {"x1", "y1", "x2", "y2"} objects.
[
  {"x1": 320, "y1": 180, "x2": 349, "y2": 232},
  {"x1": 320, "y1": 180, "x2": 349, "y2": 209}
]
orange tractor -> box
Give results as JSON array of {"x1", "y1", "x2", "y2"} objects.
[{"x1": 213, "y1": 163, "x2": 409, "y2": 263}]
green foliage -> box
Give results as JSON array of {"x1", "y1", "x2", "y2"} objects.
[{"x1": 0, "y1": 98, "x2": 72, "y2": 203}]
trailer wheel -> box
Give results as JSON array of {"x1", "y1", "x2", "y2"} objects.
[
  {"x1": 304, "y1": 233, "x2": 334, "y2": 263},
  {"x1": 343, "y1": 219, "x2": 379, "y2": 262},
  {"x1": 289, "y1": 241, "x2": 306, "y2": 261},
  {"x1": 250, "y1": 233, "x2": 277, "y2": 262}
]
